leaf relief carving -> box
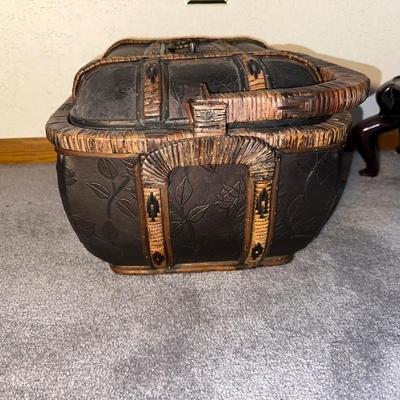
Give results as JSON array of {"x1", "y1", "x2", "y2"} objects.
[
  {"x1": 215, "y1": 180, "x2": 242, "y2": 216},
  {"x1": 175, "y1": 176, "x2": 193, "y2": 206},
  {"x1": 121, "y1": 159, "x2": 136, "y2": 177},
  {"x1": 171, "y1": 221, "x2": 185, "y2": 237},
  {"x1": 86, "y1": 183, "x2": 110, "y2": 199},
  {"x1": 98, "y1": 159, "x2": 117, "y2": 180},
  {"x1": 116, "y1": 198, "x2": 136, "y2": 219},
  {"x1": 236, "y1": 204, "x2": 247, "y2": 219},
  {"x1": 188, "y1": 204, "x2": 210, "y2": 223},
  {"x1": 123, "y1": 186, "x2": 137, "y2": 200},
  {"x1": 71, "y1": 216, "x2": 95, "y2": 238},
  {"x1": 170, "y1": 81, "x2": 186, "y2": 118}
]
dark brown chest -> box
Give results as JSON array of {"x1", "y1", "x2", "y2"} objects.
[{"x1": 47, "y1": 37, "x2": 369, "y2": 274}]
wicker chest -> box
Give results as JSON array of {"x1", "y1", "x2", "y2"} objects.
[{"x1": 46, "y1": 37, "x2": 369, "y2": 274}]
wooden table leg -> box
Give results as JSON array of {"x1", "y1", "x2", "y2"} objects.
[{"x1": 352, "y1": 115, "x2": 400, "y2": 177}]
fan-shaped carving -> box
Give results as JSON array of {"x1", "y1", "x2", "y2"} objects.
[{"x1": 141, "y1": 135, "x2": 277, "y2": 187}]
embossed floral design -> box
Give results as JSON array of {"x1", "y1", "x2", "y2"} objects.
[
  {"x1": 214, "y1": 180, "x2": 246, "y2": 218},
  {"x1": 62, "y1": 157, "x2": 142, "y2": 263},
  {"x1": 175, "y1": 176, "x2": 193, "y2": 206},
  {"x1": 170, "y1": 81, "x2": 186, "y2": 118},
  {"x1": 116, "y1": 198, "x2": 136, "y2": 219},
  {"x1": 170, "y1": 174, "x2": 210, "y2": 237},
  {"x1": 121, "y1": 159, "x2": 136, "y2": 178},
  {"x1": 171, "y1": 204, "x2": 210, "y2": 237},
  {"x1": 288, "y1": 152, "x2": 341, "y2": 233},
  {"x1": 70, "y1": 214, "x2": 124, "y2": 259},
  {"x1": 85, "y1": 158, "x2": 137, "y2": 221},
  {"x1": 208, "y1": 74, "x2": 239, "y2": 93},
  {"x1": 71, "y1": 216, "x2": 95, "y2": 237},
  {"x1": 98, "y1": 158, "x2": 118, "y2": 180},
  {"x1": 169, "y1": 165, "x2": 247, "y2": 262},
  {"x1": 272, "y1": 151, "x2": 342, "y2": 248}
]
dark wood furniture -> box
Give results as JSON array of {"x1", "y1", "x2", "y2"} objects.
[
  {"x1": 46, "y1": 37, "x2": 369, "y2": 274},
  {"x1": 353, "y1": 76, "x2": 400, "y2": 177}
]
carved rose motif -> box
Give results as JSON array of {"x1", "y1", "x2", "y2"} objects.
[{"x1": 215, "y1": 180, "x2": 245, "y2": 218}]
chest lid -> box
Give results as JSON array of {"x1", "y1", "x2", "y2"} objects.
[{"x1": 68, "y1": 37, "x2": 369, "y2": 130}]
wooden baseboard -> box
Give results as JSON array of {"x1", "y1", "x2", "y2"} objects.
[
  {"x1": 0, "y1": 138, "x2": 56, "y2": 163},
  {"x1": 378, "y1": 129, "x2": 399, "y2": 150},
  {"x1": 0, "y1": 131, "x2": 398, "y2": 164}
]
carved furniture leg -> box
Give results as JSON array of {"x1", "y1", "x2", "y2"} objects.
[{"x1": 353, "y1": 115, "x2": 400, "y2": 177}]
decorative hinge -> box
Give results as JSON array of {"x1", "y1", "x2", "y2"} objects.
[
  {"x1": 146, "y1": 192, "x2": 160, "y2": 221},
  {"x1": 255, "y1": 188, "x2": 268, "y2": 218}
]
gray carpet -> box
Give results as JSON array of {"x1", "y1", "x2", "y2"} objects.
[{"x1": 0, "y1": 152, "x2": 399, "y2": 400}]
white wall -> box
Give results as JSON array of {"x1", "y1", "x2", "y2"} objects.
[{"x1": 1, "y1": 0, "x2": 399, "y2": 138}]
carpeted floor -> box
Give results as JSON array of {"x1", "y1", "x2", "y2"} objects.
[{"x1": 0, "y1": 152, "x2": 399, "y2": 400}]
